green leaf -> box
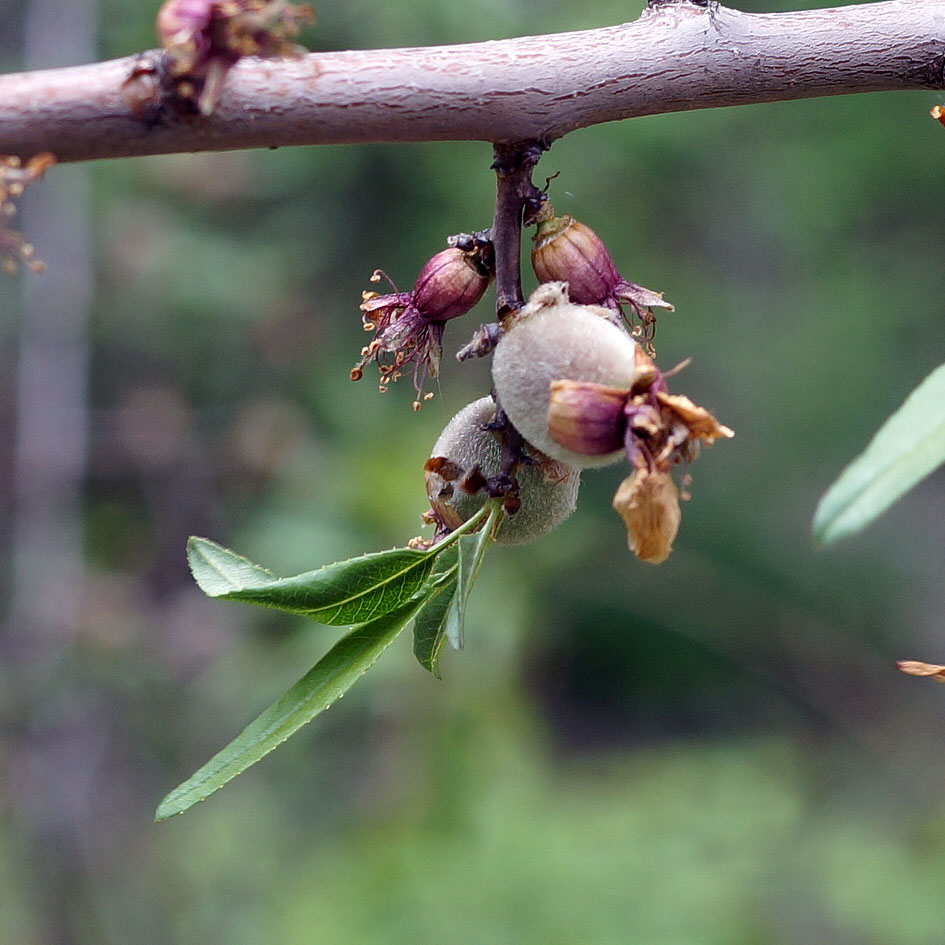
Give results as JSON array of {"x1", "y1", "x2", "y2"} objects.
[
  {"x1": 813, "y1": 362, "x2": 945, "y2": 545},
  {"x1": 155, "y1": 594, "x2": 427, "y2": 821},
  {"x1": 411, "y1": 548, "x2": 459, "y2": 677},
  {"x1": 187, "y1": 537, "x2": 437, "y2": 626}
]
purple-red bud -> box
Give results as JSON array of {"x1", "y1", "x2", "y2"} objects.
[
  {"x1": 352, "y1": 243, "x2": 493, "y2": 407},
  {"x1": 412, "y1": 247, "x2": 493, "y2": 323},
  {"x1": 531, "y1": 212, "x2": 621, "y2": 306},
  {"x1": 530, "y1": 204, "x2": 673, "y2": 354}
]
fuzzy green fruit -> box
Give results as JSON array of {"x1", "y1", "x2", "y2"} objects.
[
  {"x1": 491, "y1": 283, "x2": 641, "y2": 468},
  {"x1": 425, "y1": 397, "x2": 580, "y2": 545}
]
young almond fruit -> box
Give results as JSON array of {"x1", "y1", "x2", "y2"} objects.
[
  {"x1": 424, "y1": 397, "x2": 580, "y2": 545},
  {"x1": 491, "y1": 283, "x2": 642, "y2": 468}
]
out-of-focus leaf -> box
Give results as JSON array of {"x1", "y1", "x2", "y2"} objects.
[
  {"x1": 411, "y1": 547, "x2": 459, "y2": 678},
  {"x1": 813, "y1": 363, "x2": 945, "y2": 545},
  {"x1": 155, "y1": 594, "x2": 427, "y2": 821},
  {"x1": 187, "y1": 536, "x2": 437, "y2": 625}
]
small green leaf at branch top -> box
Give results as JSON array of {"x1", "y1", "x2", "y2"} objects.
[
  {"x1": 813, "y1": 362, "x2": 945, "y2": 545},
  {"x1": 155, "y1": 594, "x2": 427, "y2": 821},
  {"x1": 187, "y1": 537, "x2": 437, "y2": 626}
]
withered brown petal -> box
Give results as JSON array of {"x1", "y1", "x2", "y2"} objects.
[
  {"x1": 896, "y1": 660, "x2": 945, "y2": 682},
  {"x1": 547, "y1": 379, "x2": 628, "y2": 456},
  {"x1": 612, "y1": 469, "x2": 681, "y2": 564},
  {"x1": 656, "y1": 391, "x2": 734, "y2": 442},
  {"x1": 630, "y1": 346, "x2": 660, "y2": 392}
]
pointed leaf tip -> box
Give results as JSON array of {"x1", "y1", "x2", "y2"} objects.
[{"x1": 155, "y1": 593, "x2": 429, "y2": 820}]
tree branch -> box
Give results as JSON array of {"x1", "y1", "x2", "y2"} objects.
[{"x1": 0, "y1": 0, "x2": 942, "y2": 163}]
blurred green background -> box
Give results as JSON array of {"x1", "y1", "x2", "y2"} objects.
[{"x1": 3, "y1": 0, "x2": 945, "y2": 942}]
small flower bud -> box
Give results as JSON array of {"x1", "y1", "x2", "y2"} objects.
[
  {"x1": 353, "y1": 244, "x2": 493, "y2": 405},
  {"x1": 411, "y1": 247, "x2": 493, "y2": 322},
  {"x1": 491, "y1": 283, "x2": 642, "y2": 468},
  {"x1": 531, "y1": 203, "x2": 673, "y2": 350},
  {"x1": 532, "y1": 211, "x2": 621, "y2": 307},
  {"x1": 424, "y1": 397, "x2": 580, "y2": 545}
]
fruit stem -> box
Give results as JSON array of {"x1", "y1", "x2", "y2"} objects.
[{"x1": 489, "y1": 141, "x2": 545, "y2": 318}]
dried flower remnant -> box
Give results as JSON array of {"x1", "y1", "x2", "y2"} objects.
[
  {"x1": 612, "y1": 468, "x2": 681, "y2": 564},
  {"x1": 530, "y1": 202, "x2": 673, "y2": 354},
  {"x1": 544, "y1": 347, "x2": 732, "y2": 563},
  {"x1": 618, "y1": 355, "x2": 732, "y2": 561},
  {"x1": 0, "y1": 153, "x2": 55, "y2": 274},
  {"x1": 897, "y1": 660, "x2": 945, "y2": 682},
  {"x1": 156, "y1": 0, "x2": 315, "y2": 115},
  {"x1": 351, "y1": 245, "x2": 494, "y2": 410}
]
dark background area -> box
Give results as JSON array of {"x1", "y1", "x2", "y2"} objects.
[{"x1": 3, "y1": 1, "x2": 945, "y2": 942}]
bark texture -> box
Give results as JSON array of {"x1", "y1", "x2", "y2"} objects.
[{"x1": 0, "y1": 0, "x2": 943, "y2": 162}]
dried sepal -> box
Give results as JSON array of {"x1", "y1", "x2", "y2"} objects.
[
  {"x1": 897, "y1": 660, "x2": 945, "y2": 682},
  {"x1": 612, "y1": 468, "x2": 681, "y2": 564},
  {"x1": 0, "y1": 153, "x2": 56, "y2": 274},
  {"x1": 655, "y1": 391, "x2": 735, "y2": 444}
]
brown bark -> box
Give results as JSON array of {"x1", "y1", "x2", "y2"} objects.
[{"x1": 0, "y1": 0, "x2": 942, "y2": 163}]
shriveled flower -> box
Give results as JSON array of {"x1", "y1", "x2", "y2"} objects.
[
  {"x1": 156, "y1": 0, "x2": 314, "y2": 115},
  {"x1": 531, "y1": 202, "x2": 673, "y2": 354},
  {"x1": 539, "y1": 342, "x2": 732, "y2": 563},
  {"x1": 612, "y1": 467, "x2": 681, "y2": 564},
  {"x1": 351, "y1": 244, "x2": 493, "y2": 410},
  {"x1": 0, "y1": 152, "x2": 56, "y2": 274}
]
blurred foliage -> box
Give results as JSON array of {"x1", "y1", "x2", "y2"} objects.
[{"x1": 3, "y1": 0, "x2": 945, "y2": 943}]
